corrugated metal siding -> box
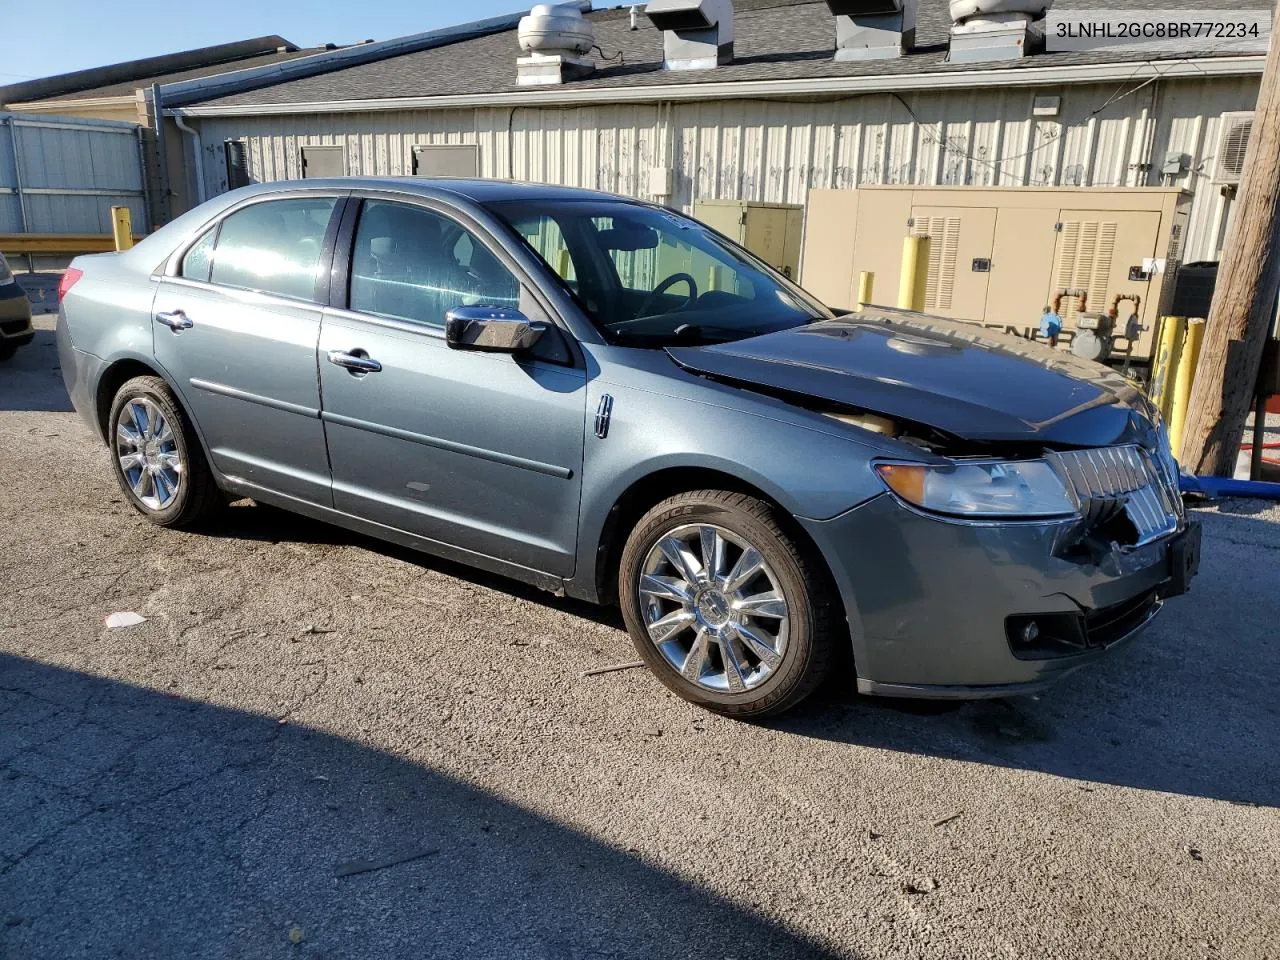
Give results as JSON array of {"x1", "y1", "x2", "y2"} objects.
[
  {"x1": 192, "y1": 74, "x2": 1259, "y2": 265},
  {"x1": 0, "y1": 113, "x2": 146, "y2": 234}
]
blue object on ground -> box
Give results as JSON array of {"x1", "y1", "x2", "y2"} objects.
[{"x1": 1179, "y1": 474, "x2": 1280, "y2": 500}]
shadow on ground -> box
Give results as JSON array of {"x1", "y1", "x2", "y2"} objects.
[
  {"x1": 0, "y1": 329, "x2": 73, "y2": 413},
  {"x1": 211, "y1": 500, "x2": 626, "y2": 630},
  {"x1": 204, "y1": 502, "x2": 1280, "y2": 812},
  {"x1": 773, "y1": 504, "x2": 1280, "y2": 810},
  {"x1": 0, "y1": 654, "x2": 843, "y2": 960}
]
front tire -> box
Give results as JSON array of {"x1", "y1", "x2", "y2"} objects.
[
  {"x1": 618, "y1": 490, "x2": 839, "y2": 719},
  {"x1": 108, "y1": 375, "x2": 220, "y2": 529}
]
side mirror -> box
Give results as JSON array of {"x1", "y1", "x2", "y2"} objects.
[{"x1": 444, "y1": 305, "x2": 546, "y2": 354}]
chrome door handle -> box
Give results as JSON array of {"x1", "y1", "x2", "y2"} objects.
[
  {"x1": 155, "y1": 309, "x2": 193, "y2": 331},
  {"x1": 327, "y1": 350, "x2": 382, "y2": 374}
]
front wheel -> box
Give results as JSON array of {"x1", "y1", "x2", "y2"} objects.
[{"x1": 618, "y1": 490, "x2": 839, "y2": 719}]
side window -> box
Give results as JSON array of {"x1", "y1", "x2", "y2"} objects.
[
  {"x1": 181, "y1": 226, "x2": 217, "y2": 283},
  {"x1": 513, "y1": 215, "x2": 577, "y2": 285},
  {"x1": 349, "y1": 200, "x2": 520, "y2": 328},
  {"x1": 208, "y1": 197, "x2": 338, "y2": 302}
]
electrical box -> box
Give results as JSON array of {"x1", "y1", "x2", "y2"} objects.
[
  {"x1": 799, "y1": 185, "x2": 1191, "y2": 365},
  {"x1": 693, "y1": 200, "x2": 805, "y2": 280}
]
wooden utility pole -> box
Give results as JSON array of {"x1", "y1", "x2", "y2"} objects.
[{"x1": 1180, "y1": 3, "x2": 1280, "y2": 474}]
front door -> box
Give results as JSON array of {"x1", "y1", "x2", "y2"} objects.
[
  {"x1": 318, "y1": 198, "x2": 587, "y2": 577},
  {"x1": 152, "y1": 194, "x2": 343, "y2": 504}
]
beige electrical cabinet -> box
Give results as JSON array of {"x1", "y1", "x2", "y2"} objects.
[
  {"x1": 799, "y1": 186, "x2": 1191, "y2": 362},
  {"x1": 694, "y1": 201, "x2": 805, "y2": 281}
]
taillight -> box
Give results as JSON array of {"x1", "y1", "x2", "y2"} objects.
[{"x1": 57, "y1": 268, "x2": 84, "y2": 301}]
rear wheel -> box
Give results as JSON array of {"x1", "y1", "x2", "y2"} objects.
[
  {"x1": 618, "y1": 490, "x2": 839, "y2": 718},
  {"x1": 108, "y1": 375, "x2": 221, "y2": 529}
]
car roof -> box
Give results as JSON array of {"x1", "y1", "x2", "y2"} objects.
[{"x1": 236, "y1": 177, "x2": 640, "y2": 206}]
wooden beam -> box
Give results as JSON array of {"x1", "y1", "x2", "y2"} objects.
[
  {"x1": 0, "y1": 234, "x2": 144, "y2": 255},
  {"x1": 1180, "y1": 0, "x2": 1280, "y2": 474}
]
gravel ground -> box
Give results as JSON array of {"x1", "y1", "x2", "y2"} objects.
[{"x1": 2, "y1": 316, "x2": 1279, "y2": 960}]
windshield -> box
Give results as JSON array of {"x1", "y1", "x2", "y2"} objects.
[{"x1": 486, "y1": 199, "x2": 831, "y2": 347}]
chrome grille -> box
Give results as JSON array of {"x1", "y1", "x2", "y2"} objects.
[{"x1": 1046, "y1": 445, "x2": 1179, "y2": 546}]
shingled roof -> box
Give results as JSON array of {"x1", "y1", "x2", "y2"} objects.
[{"x1": 185, "y1": 0, "x2": 1266, "y2": 112}]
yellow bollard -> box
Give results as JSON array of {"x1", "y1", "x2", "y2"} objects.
[
  {"x1": 110, "y1": 206, "x2": 134, "y2": 251},
  {"x1": 896, "y1": 236, "x2": 930, "y2": 312},
  {"x1": 856, "y1": 271, "x2": 874, "y2": 311},
  {"x1": 1149, "y1": 316, "x2": 1185, "y2": 417},
  {"x1": 556, "y1": 247, "x2": 571, "y2": 280},
  {"x1": 1167, "y1": 317, "x2": 1206, "y2": 459}
]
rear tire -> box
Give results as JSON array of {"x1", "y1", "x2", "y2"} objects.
[
  {"x1": 108, "y1": 375, "x2": 221, "y2": 529},
  {"x1": 618, "y1": 490, "x2": 839, "y2": 719}
]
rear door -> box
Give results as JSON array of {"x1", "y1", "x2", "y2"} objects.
[
  {"x1": 152, "y1": 193, "x2": 345, "y2": 504},
  {"x1": 317, "y1": 197, "x2": 587, "y2": 577}
]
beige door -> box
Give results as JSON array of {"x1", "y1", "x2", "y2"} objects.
[
  {"x1": 982, "y1": 207, "x2": 1061, "y2": 334},
  {"x1": 744, "y1": 207, "x2": 793, "y2": 276},
  {"x1": 909, "y1": 206, "x2": 996, "y2": 321},
  {"x1": 1047, "y1": 210, "x2": 1161, "y2": 354},
  {"x1": 693, "y1": 202, "x2": 748, "y2": 243}
]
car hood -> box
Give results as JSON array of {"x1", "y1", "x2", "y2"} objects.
[{"x1": 666, "y1": 309, "x2": 1154, "y2": 446}]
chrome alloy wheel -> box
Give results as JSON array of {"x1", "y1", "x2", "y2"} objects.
[
  {"x1": 115, "y1": 398, "x2": 183, "y2": 511},
  {"x1": 638, "y1": 523, "x2": 790, "y2": 693}
]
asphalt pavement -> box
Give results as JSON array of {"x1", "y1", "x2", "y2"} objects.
[{"x1": 2, "y1": 316, "x2": 1278, "y2": 959}]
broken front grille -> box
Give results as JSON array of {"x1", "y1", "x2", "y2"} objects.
[{"x1": 1046, "y1": 445, "x2": 1179, "y2": 546}]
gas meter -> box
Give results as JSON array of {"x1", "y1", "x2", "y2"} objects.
[{"x1": 1071, "y1": 312, "x2": 1115, "y2": 362}]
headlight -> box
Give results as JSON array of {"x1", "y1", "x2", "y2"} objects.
[{"x1": 875, "y1": 459, "x2": 1078, "y2": 518}]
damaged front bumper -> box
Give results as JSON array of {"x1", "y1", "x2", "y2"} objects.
[{"x1": 801, "y1": 493, "x2": 1200, "y2": 699}]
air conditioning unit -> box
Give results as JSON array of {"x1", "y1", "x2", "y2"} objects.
[{"x1": 1213, "y1": 111, "x2": 1254, "y2": 186}]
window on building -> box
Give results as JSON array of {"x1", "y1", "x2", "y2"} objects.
[
  {"x1": 224, "y1": 140, "x2": 251, "y2": 190},
  {"x1": 349, "y1": 200, "x2": 519, "y2": 328},
  {"x1": 207, "y1": 197, "x2": 338, "y2": 302}
]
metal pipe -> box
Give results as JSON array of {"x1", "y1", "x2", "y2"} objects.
[
  {"x1": 1251, "y1": 387, "x2": 1268, "y2": 481},
  {"x1": 151, "y1": 83, "x2": 171, "y2": 224},
  {"x1": 1149, "y1": 316, "x2": 1185, "y2": 416},
  {"x1": 110, "y1": 206, "x2": 134, "y2": 251},
  {"x1": 135, "y1": 126, "x2": 154, "y2": 231},
  {"x1": 1168, "y1": 317, "x2": 1205, "y2": 458},
  {"x1": 1051, "y1": 288, "x2": 1087, "y2": 315},
  {"x1": 6, "y1": 117, "x2": 30, "y2": 233},
  {"x1": 171, "y1": 113, "x2": 207, "y2": 204},
  {"x1": 857, "y1": 271, "x2": 874, "y2": 311},
  {"x1": 897, "y1": 236, "x2": 929, "y2": 311}
]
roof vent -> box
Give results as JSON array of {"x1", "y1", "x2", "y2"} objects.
[
  {"x1": 825, "y1": 0, "x2": 917, "y2": 60},
  {"x1": 948, "y1": 0, "x2": 1051, "y2": 63},
  {"x1": 517, "y1": 4, "x2": 597, "y2": 86},
  {"x1": 645, "y1": 0, "x2": 734, "y2": 71}
]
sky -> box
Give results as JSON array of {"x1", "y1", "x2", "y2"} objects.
[{"x1": 2, "y1": 0, "x2": 571, "y2": 82}]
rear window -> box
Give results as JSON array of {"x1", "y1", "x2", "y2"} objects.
[{"x1": 180, "y1": 226, "x2": 216, "y2": 283}]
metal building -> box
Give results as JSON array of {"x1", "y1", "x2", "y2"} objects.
[
  {"x1": 157, "y1": 1, "x2": 1264, "y2": 266},
  {"x1": 0, "y1": 113, "x2": 146, "y2": 235}
]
